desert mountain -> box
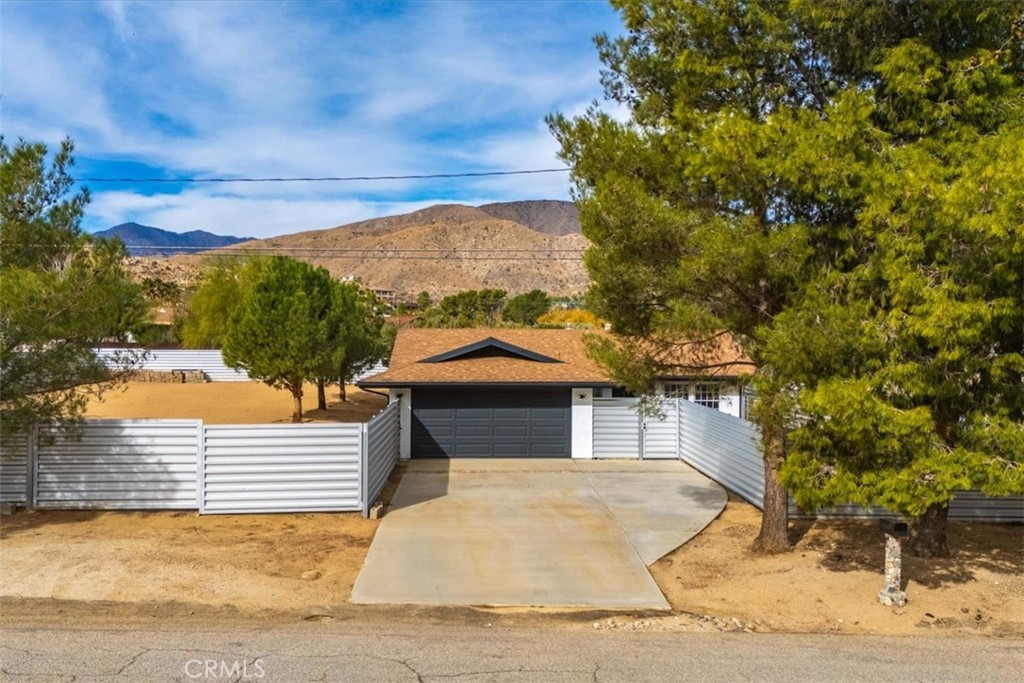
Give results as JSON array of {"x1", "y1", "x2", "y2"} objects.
[
  {"x1": 95, "y1": 223, "x2": 254, "y2": 256},
  {"x1": 146, "y1": 200, "x2": 588, "y2": 298},
  {"x1": 477, "y1": 200, "x2": 580, "y2": 236}
]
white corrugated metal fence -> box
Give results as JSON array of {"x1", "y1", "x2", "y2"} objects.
[
  {"x1": 0, "y1": 432, "x2": 31, "y2": 504},
  {"x1": 202, "y1": 423, "x2": 364, "y2": 513},
  {"x1": 362, "y1": 401, "x2": 401, "y2": 515},
  {"x1": 92, "y1": 348, "x2": 387, "y2": 384},
  {"x1": 34, "y1": 420, "x2": 201, "y2": 509},
  {"x1": 2, "y1": 404, "x2": 403, "y2": 516}
]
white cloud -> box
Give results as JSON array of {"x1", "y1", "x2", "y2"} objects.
[{"x1": 4, "y1": 1, "x2": 622, "y2": 234}]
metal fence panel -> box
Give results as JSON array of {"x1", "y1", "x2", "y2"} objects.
[
  {"x1": 592, "y1": 398, "x2": 641, "y2": 459},
  {"x1": 202, "y1": 423, "x2": 363, "y2": 513},
  {"x1": 792, "y1": 491, "x2": 1024, "y2": 522},
  {"x1": 0, "y1": 432, "x2": 30, "y2": 504},
  {"x1": 35, "y1": 420, "x2": 201, "y2": 509},
  {"x1": 677, "y1": 399, "x2": 765, "y2": 508},
  {"x1": 642, "y1": 400, "x2": 678, "y2": 460},
  {"x1": 94, "y1": 348, "x2": 388, "y2": 384},
  {"x1": 363, "y1": 402, "x2": 400, "y2": 515}
]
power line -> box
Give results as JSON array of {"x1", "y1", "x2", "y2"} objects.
[
  {"x1": 75, "y1": 168, "x2": 571, "y2": 183},
  {"x1": 125, "y1": 245, "x2": 584, "y2": 254}
]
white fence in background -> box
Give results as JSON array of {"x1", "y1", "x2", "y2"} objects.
[
  {"x1": 92, "y1": 348, "x2": 387, "y2": 384},
  {"x1": 592, "y1": 396, "x2": 1023, "y2": 522},
  {"x1": 0, "y1": 433, "x2": 30, "y2": 505},
  {"x1": 0, "y1": 406, "x2": 400, "y2": 516}
]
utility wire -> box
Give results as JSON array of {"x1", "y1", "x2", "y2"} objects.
[
  {"x1": 76, "y1": 168, "x2": 571, "y2": 183},
  {"x1": 124, "y1": 245, "x2": 583, "y2": 253}
]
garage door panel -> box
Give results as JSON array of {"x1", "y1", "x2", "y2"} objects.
[
  {"x1": 456, "y1": 408, "x2": 491, "y2": 419},
  {"x1": 493, "y1": 408, "x2": 530, "y2": 419},
  {"x1": 494, "y1": 425, "x2": 529, "y2": 438},
  {"x1": 456, "y1": 425, "x2": 492, "y2": 438},
  {"x1": 412, "y1": 388, "x2": 570, "y2": 458}
]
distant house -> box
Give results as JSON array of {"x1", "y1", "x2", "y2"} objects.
[{"x1": 358, "y1": 328, "x2": 751, "y2": 459}]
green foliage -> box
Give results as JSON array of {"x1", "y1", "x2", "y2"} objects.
[
  {"x1": 503, "y1": 290, "x2": 552, "y2": 326},
  {"x1": 416, "y1": 289, "x2": 508, "y2": 328},
  {"x1": 140, "y1": 277, "x2": 181, "y2": 304},
  {"x1": 550, "y1": 0, "x2": 1024, "y2": 549},
  {"x1": 221, "y1": 257, "x2": 335, "y2": 421},
  {"x1": 0, "y1": 137, "x2": 147, "y2": 437},
  {"x1": 777, "y1": 98, "x2": 1024, "y2": 515},
  {"x1": 219, "y1": 257, "x2": 392, "y2": 417},
  {"x1": 316, "y1": 283, "x2": 389, "y2": 388},
  {"x1": 415, "y1": 291, "x2": 432, "y2": 310},
  {"x1": 178, "y1": 257, "x2": 269, "y2": 348}
]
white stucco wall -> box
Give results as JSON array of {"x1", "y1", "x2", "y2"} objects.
[
  {"x1": 571, "y1": 388, "x2": 594, "y2": 459},
  {"x1": 388, "y1": 388, "x2": 412, "y2": 459}
]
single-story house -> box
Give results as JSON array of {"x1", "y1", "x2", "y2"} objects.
[{"x1": 359, "y1": 328, "x2": 752, "y2": 459}]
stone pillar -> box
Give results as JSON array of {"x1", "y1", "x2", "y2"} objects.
[{"x1": 878, "y1": 534, "x2": 907, "y2": 606}]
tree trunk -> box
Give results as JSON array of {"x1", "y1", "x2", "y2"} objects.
[
  {"x1": 316, "y1": 379, "x2": 327, "y2": 411},
  {"x1": 291, "y1": 385, "x2": 304, "y2": 423},
  {"x1": 752, "y1": 428, "x2": 790, "y2": 554},
  {"x1": 339, "y1": 382, "x2": 347, "y2": 402},
  {"x1": 907, "y1": 503, "x2": 950, "y2": 557}
]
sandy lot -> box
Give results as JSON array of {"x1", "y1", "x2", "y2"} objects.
[
  {"x1": 85, "y1": 381, "x2": 387, "y2": 423},
  {"x1": 0, "y1": 509, "x2": 377, "y2": 613},
  {"x1": 650, "y1": 497, "x2": 1024, "y2": 637},
  {"x1": 3, "y1": 491, "x2": 1020, "y2": 636}
]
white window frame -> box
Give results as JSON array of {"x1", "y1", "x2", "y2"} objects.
[
  {"x1": 662, "y1": 382, "x2": 689, "y2": 399},
  {"x1": 693, "y1": 383, "x2": 720, "y2": 410}
]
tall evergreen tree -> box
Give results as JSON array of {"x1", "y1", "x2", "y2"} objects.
[
  {"x1": 1, "y1": 138, "x2": 147, "y2": 437},
  {"x1": 774, "y1": 15, "x2": 1024, "y2": 555},
  {"x1": 549, "y1": 0, "x2": 1022, "y2": 553},
  {"x1": 222, "y1": 257, "x2": 335, "y2": 422}
]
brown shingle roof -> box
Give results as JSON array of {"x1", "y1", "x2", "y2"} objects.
[
  {"x1": 361, "y1": 328, "x2": 752, "y2": 386},
  {"x1": 361, "y1": 328, "x2": 610, "y2": 385}
]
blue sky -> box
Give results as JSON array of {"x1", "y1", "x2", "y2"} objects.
[{"x1": 2, "y1": 0, "x2": 623, "y2": 237}]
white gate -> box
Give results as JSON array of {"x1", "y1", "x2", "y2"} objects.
[{"x1": 592, "y1": 397, "x2": 677, "y2": 460}]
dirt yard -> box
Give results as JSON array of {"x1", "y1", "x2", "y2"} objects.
[
  {"x1": 3, "y1": 491, "x2": 1020, "y2": 637},
  {"x1": 0, "y1": 510, "x2": 378, "y2": 613},
  {"x1": 649, "y1": 497, "x2": 1024, "y2": 637},
  {"x1": 84, "y1": 381, "x2": 387, "y2": 423}
]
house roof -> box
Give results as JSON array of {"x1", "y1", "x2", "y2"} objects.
[
  {"x1": 360, "y1": 328, "x2": 752, "y2": 387},
  {"x1": 361, "y1": 328, "x2": 610, "y2": 386}
]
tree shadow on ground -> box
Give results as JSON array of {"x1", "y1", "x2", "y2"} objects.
[
  {"x1": 0, "y1": 509, "x2": 191, "y2": 539},
  {"x1": 804, "y1": 519, "x2": 1023, "y2": 588}
]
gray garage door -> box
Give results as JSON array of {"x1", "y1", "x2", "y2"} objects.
[{"x1": 412, "y1": 388, "x2": 571, "y2": 458}]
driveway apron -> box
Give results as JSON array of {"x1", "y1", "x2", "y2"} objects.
[{"x1": 351, "y1": 459, "x2": 725, "y2": 609}]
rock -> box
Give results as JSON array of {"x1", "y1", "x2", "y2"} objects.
[{"x1": 301, "y1": 570, "x2": 321, "y2": 581}]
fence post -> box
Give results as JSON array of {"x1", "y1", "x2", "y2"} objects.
[
  {"x1": 676, "y1": 397, "x2": 683, "y2": 460},
  {"x1": 195, "y1": 420, "x2": 206, "y2": 513},
  {"x1": 27, "y1": 425, "x2": 38, "y2": 508},
  {"x1": 360, "y1": 423, "x2": 369, "y2": 517}
]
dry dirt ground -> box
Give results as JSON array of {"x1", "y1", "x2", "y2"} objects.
[
  {"x1": 6, "y1": 385, "x2": 1022, "y2": 635},
  {"x1": 649, "y1": 496, "x2": 1024, "y2": 637},
  {"x1": 84, "y1": 381, "x2": 387, "y2": 423},
  {"x1": 2, "y1": 492, "x2": 1020, "y2": 637}
]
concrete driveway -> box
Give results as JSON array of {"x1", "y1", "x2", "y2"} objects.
[{"x1": 351, "y1": 459, "x2": 726, "y2": 609}]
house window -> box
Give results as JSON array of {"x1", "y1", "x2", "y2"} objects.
[
  {"x1": 693, "y1": 383, "x2": 720, "y2": 410},
  {"x1": 662, "y1": 382, "x2": 689, "y2": 399}
]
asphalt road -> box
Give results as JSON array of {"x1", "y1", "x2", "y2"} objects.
[{"x1": 2, "y1": 620, "x2": 1021, "y2": 683}]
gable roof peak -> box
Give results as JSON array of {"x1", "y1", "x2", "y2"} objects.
[{"x1": 418, "y1": 336, "x2": 562, "y2": 364}]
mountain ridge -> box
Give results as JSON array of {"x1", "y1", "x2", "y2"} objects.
[{"x1": 94, "y1": 222, "x2": 254, "y2": 256}]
